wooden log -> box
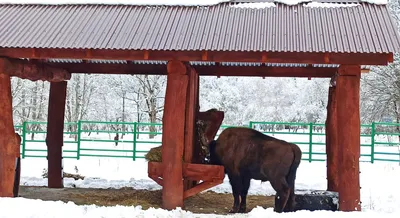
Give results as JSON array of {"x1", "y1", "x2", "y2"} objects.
[
  {"x1": 326, "y1": 86, "x2": 339, "y2": 192},
  {"x1": 0, "y1": 57, "x2": 71, "y2": 82},
  {"x1": 336, "y1": 65, "x2": 361, "y2": 211},
  {"x1": 184, "y1": 66, "x2": 200, "y2": 191},
  {"x1": 275, "y1": 190, "x2": 339, "y2": 212},
  {"x1": 161, "y1": 60, "x2": 189, "y2": 210},
  {"x1": 46, "y1": 81, "x2": 67, "y2": 188},
  {"x1": 0, "y1": 74, "x2": 19, "y2": 197}
]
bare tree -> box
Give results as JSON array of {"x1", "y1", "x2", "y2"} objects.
[{"x1": 65, "y1": 74, "x2": 96, "y2": 138}]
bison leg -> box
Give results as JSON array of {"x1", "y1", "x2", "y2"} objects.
[
  {"x1": 270, "y1": 177, "x2": 290, "y2": 213},
  {"x1": 283, "y1": 186, "x2": 295, "y2": 212},
  {"x1": 239, "y1": 176, "x2": 251, "y2": 213},
  {"x1": 284, "y1": 162, "x2": 298, "y2": 212},
  {"x1": 227, "y1": 173, "x2": 242, "y2": 213}
]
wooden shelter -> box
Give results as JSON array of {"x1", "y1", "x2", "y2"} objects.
[{"x1": 1, "y1": 0, "x2": 400, "y2": 212}]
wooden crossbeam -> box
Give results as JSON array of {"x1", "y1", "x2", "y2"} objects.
[
  {"x1": 0, "y1": 48, "x2": 392, "y2": 65},
  {"x1": 46, "y1": 62, "x2": 341, "y2": 78},
  {"x1": 0, "y1": 57, "x2": 71, "y2": 82}
]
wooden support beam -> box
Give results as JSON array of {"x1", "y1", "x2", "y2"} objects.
[
  {"x1": 0, "y1": 74, "x2": 19, "y2": 197},
  {"x1": 194, "y1": 65, "x2": 339, "y2": 77},
  {"x1": 46, "y1": 81, "x2": 67, "y2": 188},
  {"x1": 48, "y1": 62, "x2": 341, "y2": 78},
  {"x1": 326, "y1": 85, "x2": 339, "y2": 192},
  {"x1": 183, "y1": 180, "x2": 223, "y2": 199},
  {"x1": 336, "y1": 65, "x2": 361, "y2": 211},
  {"x1": 184, "y1": 66, "x2": 200, "y2": 191},
  {"x1": 0, "y1": 57, "x2": 71, "y2": 82},
  {"x1": 161, "y1": 60, "x2": 189, "y2": 210},
  {"x1": 0, "y1": 48, "x2": 392, "y2": 65}
]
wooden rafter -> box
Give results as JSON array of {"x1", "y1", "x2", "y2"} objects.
[
  {"x1": 0, "y1": 57, "x2": 71, "y2": 82},
  {"x1": 46, "y1": 62, "x2": 344, "y2": 78},
  {"x1": 0, "y1": 48, "x2": 392, "y2": 65}
]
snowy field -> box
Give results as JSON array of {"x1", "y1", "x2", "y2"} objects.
[{"x1": 1, "y1": 129, "x2": 399, "y2": 217}]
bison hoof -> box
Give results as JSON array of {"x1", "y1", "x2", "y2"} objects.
[
  {"x1": 229, "y1": 207, "x2": 246, "y2": 213},
  {"x1": 228, "y1": 208, "x2": 239, "y2": 213}
]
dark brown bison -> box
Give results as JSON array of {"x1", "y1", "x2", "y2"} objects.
[{"x1": 208, "y1": 127, "x2": 302, "y2": 213}]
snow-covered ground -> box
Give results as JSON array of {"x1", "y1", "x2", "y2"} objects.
[
  {"x1": 0, "y1": 158, "x2": 397, "y2": 217},
  {"x1": 2, "y1": 131, "x2": 400, "y2": 217}
]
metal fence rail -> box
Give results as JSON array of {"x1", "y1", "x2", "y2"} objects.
[{"x1": 14, "y1": 120, "x2": 400, "y2": 163}]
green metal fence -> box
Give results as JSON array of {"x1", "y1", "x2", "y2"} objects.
[{"x1": 14, "y1": 120, "x2": 400, "y2": 163}]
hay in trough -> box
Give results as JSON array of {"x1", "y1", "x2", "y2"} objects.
[{"x1": 145, "y1": 145, "x2": 163, "y2": 162}]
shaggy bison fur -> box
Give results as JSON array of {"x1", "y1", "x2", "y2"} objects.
[{"x1": 208, "y1": 127, "x2": 302, "y2": 213}]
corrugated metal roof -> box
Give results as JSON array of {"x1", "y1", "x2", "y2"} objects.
[{"x1": 0, "y1": 2, "x2": 399, "y2": 53}]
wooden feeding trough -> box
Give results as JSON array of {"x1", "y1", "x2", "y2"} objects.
[
  {"x1": 146, "y1": 62, "x2": 226, "y2": 208},
  {"x1": 147, "y1": 108, "x2": 226, "y2": 200}
]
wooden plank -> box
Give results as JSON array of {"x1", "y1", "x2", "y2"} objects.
[
  {"x1": 326, "y1": 86, "x2": 339, "y2": 192},
  {"x1": 161, "y1": 60, "x2": 188, "y2": 210},
  {"x1": 183, "y1": 163, "x2": 225, "y2": 181},
  {"x1": 183, "y1": 180, "x2": 224, "y2": 199},
  {"x1": 46, "y1": 81, "x2": 67, "y2": 188},
  {"x1": 197, "y1": 110, "x2": 225, "y2": 145},
  {"x1": 149, "y1": 175, "x2": 163, "y2": 187},
  {"x1": 0, "y1": 48, "x2": 392, "y2": 65},
  {"x1": 148, "y1": 161, "x2": 163, "y2": 178},
  {"x1": 336, "y1": 65, "x2": 361, "y2": 211},
  {"x1": 0, "y1": 57, "x2": 71, "y2": 82},
  {"x1": 148, "y1": 162, "x2": 225, "y2": 181},
  {"x1": 0, "y1": 74, "x2": 19, "y2": 197}
]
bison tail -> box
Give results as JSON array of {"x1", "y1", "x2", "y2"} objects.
[
  {"x1": 286, "y1": 144, "x2": 302, "y2": 188},
  {"x1": 208, "y1": 140, "x2": 222, "y2": 165}
]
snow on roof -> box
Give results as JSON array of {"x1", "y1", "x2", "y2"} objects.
[
  {"x1": 230, "y1": 2, "x2": 276, "y2": 8},
  {"x1": 303, "y1": 2, "x2": 360, "y2": 7},
  {"x1": 0, "y1": 0, "x2": 389, "y2": 6}
]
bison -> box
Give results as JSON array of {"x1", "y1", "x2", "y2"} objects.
[{"x1": 208, "y1": 127, "x2": 302, "y2": 213}]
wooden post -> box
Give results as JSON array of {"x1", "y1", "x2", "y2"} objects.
[
  {"x1": 46, "y1": 81, "x2": 67, "y2": 188},
  {"x1": 326, "y1": 85, "x2": 339, "y2": 192},
  {"x1": 336, "y1": 65, "x2": 361, "y2": 211},
  {"x1": 162, "y1": 60, "x2": 189, "y2": 210},
  {"x1": 13, "y1": 133, "x2": 21, "y2": 197},
  {"x1": 184, "y1": 67, "x2": 199, "y2": 191},
  {"x1": 0, "y1": 74, "x2": 19, "y2": 197}
]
